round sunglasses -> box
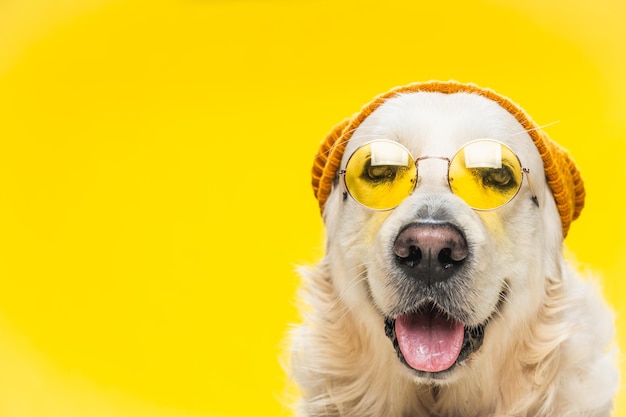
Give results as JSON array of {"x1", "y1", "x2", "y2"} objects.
[{"x1": 339, "y1": 139, "x2": 538, "y2": 211}]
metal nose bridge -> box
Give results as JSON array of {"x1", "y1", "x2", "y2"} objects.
[
  {"x1": 414, "y1": 155, "x2": 452, "y2": 187},
  {"x1": 415, "y1": 155, "x2": 452, "y2": 164}
]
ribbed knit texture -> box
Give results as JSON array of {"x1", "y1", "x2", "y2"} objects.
[{"x1": 311, "y1": 81, "x2": 585, "y2": 237}]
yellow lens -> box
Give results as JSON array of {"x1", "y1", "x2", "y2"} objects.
[
  {"x1": 448, "y1": 140, "x2": 523, "y2": 210},
  {"x1": 344, "y1": 141, "x2": 417, "y2": 210}
]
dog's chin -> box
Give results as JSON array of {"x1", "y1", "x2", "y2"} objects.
[{"x1": 383, "y1": 301, "x2": 487, "y2": 381}]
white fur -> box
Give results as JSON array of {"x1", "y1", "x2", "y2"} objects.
[{"x1": 290, "y1": 92, "x2": 619, "y2": 416}]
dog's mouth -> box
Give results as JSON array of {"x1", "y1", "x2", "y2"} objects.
[{"x1": 384, "y1": 302, "x2": 485, "y2": 376}]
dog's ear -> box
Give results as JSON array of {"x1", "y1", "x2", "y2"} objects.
[{"x1": 312, "y1": 117, "x2": 351, "y2": 212}]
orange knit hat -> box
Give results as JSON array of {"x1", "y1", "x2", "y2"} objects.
[{"x1": 311, "y1": 81, "x2": 585, "y2": 237}]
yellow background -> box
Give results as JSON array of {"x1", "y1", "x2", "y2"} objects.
[{"x1": 0, "y1": 0, "x2": 625, "y2": 416}]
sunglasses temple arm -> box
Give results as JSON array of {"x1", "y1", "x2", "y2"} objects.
[{"x1": 523, "y1": 168, "x2": 540, "y2": 208}]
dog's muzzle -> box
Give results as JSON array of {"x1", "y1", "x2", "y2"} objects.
[{"x1": 384, "y1": 222, "x2": 485, "y2": 375}]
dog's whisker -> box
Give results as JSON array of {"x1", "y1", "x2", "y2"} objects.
[
  {"x1": 317, "y1": 264, "x2": 368, "y2": 309},
  {"x1": 328, "y1": 267, "x2": 369, "y2": 312},
  {"x1": 498, "y1": 120, "x2": 560, "y2": 141},
  {"x1": 492, "y1": 280, "x2": 512, "y2": 319}
]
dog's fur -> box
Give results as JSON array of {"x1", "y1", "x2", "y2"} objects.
[{"x1": 290, "y1": 92, "x2": 619, "y2": 416}]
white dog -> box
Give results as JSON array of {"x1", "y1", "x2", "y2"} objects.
[{"x1": 290, "y1": 82, "x2": 619, "y2": 416}]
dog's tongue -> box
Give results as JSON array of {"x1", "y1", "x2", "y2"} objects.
[{"x1": 395, "y1": 309, "x2": 464, "y2": 373}]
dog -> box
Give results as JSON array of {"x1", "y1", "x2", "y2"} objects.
[{"x1": 289, "y1": 82, "x2": 619, "y2": 416}]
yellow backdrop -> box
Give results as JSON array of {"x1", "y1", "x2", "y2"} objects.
[{"x1": 0, "y1": 0, "x2": 624, "y2": 416}]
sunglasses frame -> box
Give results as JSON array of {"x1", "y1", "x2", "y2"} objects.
[{"x1": 338, "y1": 139, "x2": 538, "y2": 211}]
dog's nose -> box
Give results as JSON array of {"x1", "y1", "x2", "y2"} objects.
[{"x1": 393, "y1": 223, "x2": 468, "y2": 284}]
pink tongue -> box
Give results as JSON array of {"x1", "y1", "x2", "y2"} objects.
[{"x1": 395, "y1": 309, "x2": 465, "y2": 373}]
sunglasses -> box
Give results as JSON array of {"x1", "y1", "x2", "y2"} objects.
[{"x1": 339, "y1": 139, "x2": 538, "y2": 211}]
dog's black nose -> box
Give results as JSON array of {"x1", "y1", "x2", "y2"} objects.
[{"x1": 393, "y1": 223, "x2": 468, "y2": 284}]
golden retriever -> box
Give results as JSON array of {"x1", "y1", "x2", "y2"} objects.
[{"x1": 290, "y1": 82, "x2": 619, "y2": 416}]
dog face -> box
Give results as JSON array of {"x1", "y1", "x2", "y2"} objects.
[{"x1": 321, "y1": 91, "x2": 564, "y2": 382}]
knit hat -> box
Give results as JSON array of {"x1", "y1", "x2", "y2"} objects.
[{"x1": 311, "y1": 81, "x2": 585, "y2": 237}]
